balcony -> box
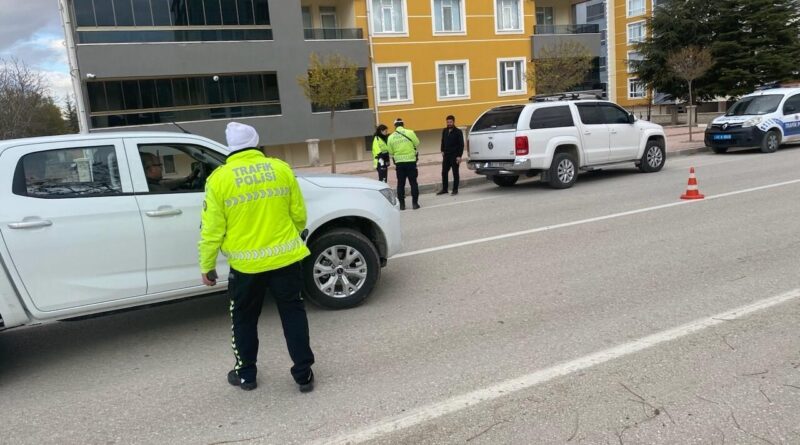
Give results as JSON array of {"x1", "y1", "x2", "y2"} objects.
[
  {"x1": 303, "y1": 28, "x2": 363, "y2": 40},
  {"x1": 534, "y1": 24, "x2": 601, "y2": 35}
]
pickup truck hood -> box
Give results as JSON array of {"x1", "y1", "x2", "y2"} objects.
[{"x1": 299, "y1": 174, "x2": 388, "y2": 191}]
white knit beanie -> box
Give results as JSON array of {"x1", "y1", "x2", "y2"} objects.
[{"x1": 225, "y1": 122, "x2": 260, "y2": 151}]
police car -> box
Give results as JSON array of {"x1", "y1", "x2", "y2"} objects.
[{"x1": 705, "y1": 84, "x2": 800, "y2": 153}]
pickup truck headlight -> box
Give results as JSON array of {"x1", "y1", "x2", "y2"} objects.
[
  {"x1": 742, "y1": 116, "x2": 764, "y2": 128},
  {"x1": 379, "y1": 188, "x2": 397, "y2": 206}
]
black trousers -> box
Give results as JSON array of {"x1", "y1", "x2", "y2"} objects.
[
  {"x1": 441, "y1": 154, "x2": 460, "y2": 192},
  {"x1": 395, "y1": 162, "x2": 419, "y2": 204},
  {"x1": 228, "y1": 262, "x2": 314, "y2": 383},
  {"x1": 376, "y1": 154, "x2": 389, "y2": 183}
]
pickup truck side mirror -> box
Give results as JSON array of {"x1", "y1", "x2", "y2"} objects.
[{"x1": 628, "y1": 113, "x2": 636, "y2": 124}]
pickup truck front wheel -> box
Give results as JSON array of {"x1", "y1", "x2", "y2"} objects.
[
  {"x1": 639, "y1": 141, "x2": 665, "y2": 173},
  {"x1": 547, "y1": 153, "x2": 578, "y2": 189},
  {"x1": 303, "y1": 228, "x2": 380, "y2": 309},
  {"x1": 492, "y1": 175, "x2": 519, "y2": 187}
]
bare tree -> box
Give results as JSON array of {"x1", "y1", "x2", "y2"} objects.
[
  {"x1": 297, "y1": 53, "x2": 359, "y2": 173},
  {"x1": 0, "y1": 58, "x2": 54, "y2": 140},
  {"x1": 667, "y1": 46, "x2": 714, "y2": 141},
  {"x1": 529, "y1": 41, "x2": 594, "y2": 95}
]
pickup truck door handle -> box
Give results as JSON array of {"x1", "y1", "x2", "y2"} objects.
[
  {"x1": 145, "y1": 207, "x2": 183, "y2": 217},
  {"x1": 609, "y1": 129, "x2": 618, "y2": 134},
  {"x1": 8, "y1": 219, "x2": 53, "y2": 229},
  {"x1": 583, "y1": 130, "x2": 592, "y2": 135}
]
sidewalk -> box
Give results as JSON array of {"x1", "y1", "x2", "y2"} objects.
[{"x1": 295, "y1": 126, "x2": 708, "y2": 195}]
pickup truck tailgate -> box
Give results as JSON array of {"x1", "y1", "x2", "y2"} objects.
[{"x1": 468, "y1": 106, "x2": 523, "y2": 161}]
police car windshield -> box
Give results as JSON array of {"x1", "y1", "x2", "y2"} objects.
[{"x1": 726, "y1": 95, "x2": 783, "y2": 116}]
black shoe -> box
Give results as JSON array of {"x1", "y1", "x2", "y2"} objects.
[
  {"x1": 399, "y1": 201, "x2": 406, "y2": 211},
  {"x1": 412, "y1": 203, "x2": 421, "y2": 210},
  {"x1": 451, "y1": 190, "x2": 458, "y2": 195},
  {"x1": 436, "y1": 190, "x2": 448, "y2": 195},
  {"x1": 298, "y1": 371, "x2": 315, "y2": 393},
  {"x1": 227, "y1": 370, "x2": 257, "y2": 391}
]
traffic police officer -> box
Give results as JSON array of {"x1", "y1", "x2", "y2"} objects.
[
  {"x1": 387, "y1": 118, "x2": 421, "y2": 210},
  {"x1": 199, "y1": 122, "x2": 315, "y2": 392}
]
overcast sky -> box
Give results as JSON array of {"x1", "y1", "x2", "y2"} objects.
[{"x1": 0, "y1": 0, "x2": 72, "y2": 102}]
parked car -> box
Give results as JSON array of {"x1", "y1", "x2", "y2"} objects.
[
  {"x1": 705, "y1": 87, "x2": 800, "y2": 153},
  {"x1": 0, "y1": 132, "x2": 401, "y2": 331},
  {"x1": 467, "y1": 98, "x2": 667, "y2": 189}
]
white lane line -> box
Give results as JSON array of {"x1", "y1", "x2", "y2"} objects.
[
  {"x1": 392, "y1": 178, "x2": 800, "y2": 259},
  {"x1": 315, "y1": 287, "x2": 800, "y2": 445},
  {"x1": 420, "y1": 197, "x2": 495, "y2": 210}
]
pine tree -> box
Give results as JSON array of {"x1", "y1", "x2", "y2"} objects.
[{"x1": 63, "y1": 95, "x2": 80, "y2": 133}]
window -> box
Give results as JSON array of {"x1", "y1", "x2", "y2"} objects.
[
  {"x1": 586, "y1": 3, "x2": 605, "y2": 22},
  {"x1": 302, "y1": 6, "x2": 313, "y2": 28},
  {"x1": 652, "y1": 0, "x2": 667, "y2": 10},
  {"x1": 312, "y1": 69, "x2": 370, "y2": 112},
  {"x1": 576, "y1": 103, "x2": 604, "y2": 125},
  {"x1": 372, "y1": 0, "x2": 406, "y2": 34},
  {"x1": 137, "y1": 144, "x2": 225, "y2": 193},
  {"x1": 783, "y1": 94, "x2": 800, "y2": 115},
  {"x1": 433, "y1": 0, "x2": 464, "y2": 33},
  {"x1": 471, "y1": 106, "x2": 524, "y2": 132},
  {"x1": 627, "y1": 0, "x2": 645, "y2": 16},
  {"x1": 627, "y1": 51, "x2": 644, "y2": 73},
  {"x1": 86, "y1": 73, "x2": 281, "y2": 128},
  {"x1": 436, "y1": 61, "x2": 469, "y2": 100},
  {"x1": 627, "y1": 21, "x2": 646, "y2": 44},
  {"x1": 725, "y1": 95, "x2": 783, "y2": 116},
  {"x1": 536, "y1": 7, "x2": 554, "y2": 25},
  {"x1": 73, "y1": 0, "x2": 272, "y2": 43},
  {"x1": 530, "y1": 106, "x2": 574, "y2": 129},
  {"x1": 498, "y1": 59, "x2": 526, "y2": 95},
  {"x1": 598, "y1": 103, "x2": 631, "y2": 124},
  {"x1": 13, "y1": 146, "x2": 123, "y2": 198},
  {"x1": 377, "y1": 65, "x2": 412, "y2": 103},
  {"x1": 495, "y1": 0, "x2": 522, "y2": 32},
  {"x1": 628, "y1": 78, "x2": 646, "y2": 99}
]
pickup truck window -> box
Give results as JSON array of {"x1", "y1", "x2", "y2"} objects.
[
  {"x1": 12, "y1": 145, "x2": 123, "y2": 198},
  {"x1": 137, "y1": 143, "x2": 225, "y2": 193},
  {"x1": 471, "y1": 106, "x2": 524, "y2": 132},
  {"x1": 530, "y1": 106, "x2": 574, "y2": 129},
  {"x1": 598, "y1": 103, "x2": 631, "y2": 124},
  {"x1": 576, "y1": 103, "x2": 604, "y2": 125}
]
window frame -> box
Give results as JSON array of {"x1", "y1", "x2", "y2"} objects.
[
  {"x1": 435, "y1": 60, "x2": 470, "y2": 101},
  {"x1": 628, "y1": 78, "x2": 646, "y2": 99},
  {"x1": 627, "y1": 0, "x2": 646, "y2": 17},
  {"x1": 627, "y1": 50, "x2": 644, "y2": 74},
  {"x1": 375, "y1": 63, "x2": 414, "y2": 105},
  {"x1": 133, "y1": 142, "x2": 226, "y2": 195},
  {"x1": 626, "y1": 20, "x2": 646, "y2": 45},
  {"x1": 497, "y1": 57, "x2": 527, "y2": 96},
  {"x1": 494, "y1": 0, "x2": 524, "y2": 34},
  {"x1": 431, "y1": 0, "x2": 467, "y2": 35},
  {"x1": 372, "y1": 0, "x2": 409, "y2": 37},
  {"x1": 598, "y1": 103, "x2": 632, "y2": 124}
]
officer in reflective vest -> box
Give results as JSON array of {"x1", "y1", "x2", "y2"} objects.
[
  {"x1": 199, "y1": 122, "x2": 315, "y2": 393},
  {"x1": 387, "y1": 118, "x2": 421, "y2": 210}
]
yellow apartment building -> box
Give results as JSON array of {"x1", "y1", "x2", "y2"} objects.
[{"x1": 607, "y1": 0, "x2": 660, "y2": 107}]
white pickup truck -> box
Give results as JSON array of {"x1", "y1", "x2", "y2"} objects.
[
  {"x1": 0, "y1": 132, "x2": 402, "y2": 331},
  {"x1": 467, "y1": 99, "x2": 667, "y2": 188}
]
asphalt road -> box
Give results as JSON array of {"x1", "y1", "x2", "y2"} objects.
[{"x1": 2, "y1": 145, "x2": 800, "y2": 445}]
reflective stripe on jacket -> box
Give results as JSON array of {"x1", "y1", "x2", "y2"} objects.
[
  {"x1": 198, "y1": 149, "x2": 310, "y2": 274},
  {"x1": 387, "y1": 127, "x2": 419, "y2": 164}
]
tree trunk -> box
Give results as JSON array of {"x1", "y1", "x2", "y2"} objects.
[
  {"x1": 688, "y1": 80, "x2": 693, "y2": 142},
  {"x1": 329, "y1": 109, "x2": 336, "y2": 174}
]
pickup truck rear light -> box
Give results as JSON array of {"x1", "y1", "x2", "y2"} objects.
[{"x1": 515, "y1": 136, "x2": 529, "y2": 155}]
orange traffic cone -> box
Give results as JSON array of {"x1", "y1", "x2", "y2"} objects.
[{"x1": 680, "y1": 167, "x2": 705, "y2": 200}]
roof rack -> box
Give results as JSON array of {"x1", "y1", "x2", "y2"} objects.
[
  {"x1": 755, "y1": 80, "x2": 800, "y2": 90},
  {"x1": 530, "y1": 89, "x2": 605, "y2": 102}
]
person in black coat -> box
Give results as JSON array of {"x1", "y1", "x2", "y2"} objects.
[{"x1": 437, "y1": 115, "x2": 465, "y2": 195}]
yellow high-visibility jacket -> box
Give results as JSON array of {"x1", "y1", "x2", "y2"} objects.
[
  {"x1": 198, "y1": 149, "x2": 310, "y2": 274},
  {"x1": 387, "y1": 127, "x2": 419, "y2": 164},
  {"x1": 372, "y1": 136, "x2": 389, "y2": 168}
]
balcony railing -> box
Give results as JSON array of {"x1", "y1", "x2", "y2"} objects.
[
  {"x1": 534, "y1": 24, "x2": 601, "y2": 35},
  {"x1": 303, "y1": 28, "x2": 364, "y2": 40}
]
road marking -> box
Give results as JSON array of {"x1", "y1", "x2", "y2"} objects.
[
  {"x1": 393, "y1": 178, "x2": 800, "y2": 259},
  {"x1": 420, "y1": 197, "x2": 495, "y2": 210},
  {"x1": 314, "y1": 287, "x2": 800, "y2": 445}
]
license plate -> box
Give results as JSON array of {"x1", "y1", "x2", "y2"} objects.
[{"x1": 712, "y1": 134, "x2": 733, "y2": 141}]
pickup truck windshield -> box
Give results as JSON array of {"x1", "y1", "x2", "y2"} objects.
[
  {"x1": 725, "y1": 95, "x2": 783, "y2": 116},
  {"x1": 471, "y1": 106, "x2": 524, "y2": 132}
]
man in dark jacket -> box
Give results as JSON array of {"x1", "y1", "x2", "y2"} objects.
[{"x1": 437, "y1": 115, "x2": 465, "y2": 195}]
